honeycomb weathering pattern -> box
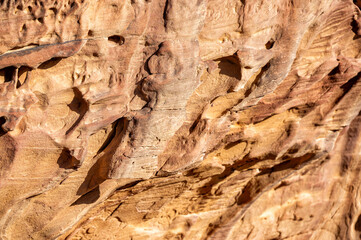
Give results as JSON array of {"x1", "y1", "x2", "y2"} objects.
[{"x1": 1, "y1": 0, "x2": 361, "y2": 239}]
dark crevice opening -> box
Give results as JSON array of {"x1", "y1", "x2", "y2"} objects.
[
  {"x1": 0, "y1": 116, "x2": 7, "y2": 136},
  {"x1": 97, "y1": 118, "x2": 125, "y2": 154},
  {"x1": 265, "y1": 39, "x2": 275, "y2": 49},
  {"x1": 189, "y1": 115, "x2": 201, "y2": 134},
  {"x1": 71, "y1": 186, "x2": 100, "y2": 206},
  {"x1": 244, "y1": 62, "x2": 271, "y2": 97},
  {"x1": 16, "y1": 4, "x2": 23, "y2": 11},
  {"x1": 57, "y1": 148, "x2": 80, "y2": 169},
  {"x1": 354, "y1": 0, "x2": 361, "y2": 10},
  {"x1": 0, "y1": 66, "x2": 16, "y2": 83},
  {"x1": 355, "y1": 214, "x2": 361, "y2": 231},
  {"x1": 163, "y1": 0, "x2": 169, "y2": 28},
  {"x1": 70, "y1": 1, "x2": 77, "y2": 9},
  {"x1": 17, "y1": 66, "x2": 31, "y2": 88},
  {"x1": 38, "y1": 57, "x2": 62, "y2": 69},
  {"x1": 328, "y1": 64, "x2": 341, "y2": 76},
  {"x1": 76, "y1": 118, "x2": 128, "y2": 196},
  {"x1": 37, "y1": 17, "x2": 44, "y2": 24},
  {"x1": 65, "y1": 87, "x2": 89, "y2": 135},
  {"x1": 214, "y1": 55, "x2": 242, "y2": 80},
  {"x1": 224, "y1": 140, "x2": 243, "y2": 150},
  {"x1": 108, "y1": 35, "x2": 125, "y2": 45},
  {"x1": 334, "y1": 72, "x2": 361, "y2": 106},
  {"x1": 49, "y1": 7, "x2": 57, "y2": 15},
  {"x1": 351, "y1": 18, "x2": 361, "y2": 40}
]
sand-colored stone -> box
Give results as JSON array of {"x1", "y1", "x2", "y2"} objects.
[{"x1": 0, "y1": 0, "x2": 361, "y2": 239}]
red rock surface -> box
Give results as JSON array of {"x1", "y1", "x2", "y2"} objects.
[{"x1": 1, "y1": 0, "x2": 361, "y2": 239}]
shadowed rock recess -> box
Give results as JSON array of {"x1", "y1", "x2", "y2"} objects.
[{"x1": 1, "y1": 0, "x2": 361, "y2": 239}]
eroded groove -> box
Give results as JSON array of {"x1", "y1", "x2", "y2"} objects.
[
  {"x1": 206, "y1": 153, "x2": 320, "y2": 239},
  {"x1": 334, "y1": 72, "x2": 361, "y2": 106}
]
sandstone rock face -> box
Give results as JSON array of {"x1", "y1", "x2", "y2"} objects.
[{"x1": 1, "y1": 0, "x2": 361, "y2": 239}]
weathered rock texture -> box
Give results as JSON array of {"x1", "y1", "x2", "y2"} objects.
[{"x1": 1, "y1": 0, "x2": 361, "y2": 239}]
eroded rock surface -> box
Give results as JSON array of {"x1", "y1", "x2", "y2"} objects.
[{"x1": 1, "y1": 0, "x2": 361, "y2": 239}]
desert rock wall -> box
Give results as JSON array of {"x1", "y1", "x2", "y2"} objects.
[{"x1": 0, "y1": 0, "x2": 361, "y2": 239}]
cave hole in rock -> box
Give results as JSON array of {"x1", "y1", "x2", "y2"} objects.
[
  {"x1": 88, "y1": 30, "x2": 94, "y2": 37},
  {"x1": 0, "y1": 116, "x2": 7, "y2": 136},
  {"x1": 0, "y1": 66, "x2": 16, "y2": 83},
  {"x1": 37, "y1": 17, "x2": 44, "y2": 24},
  {"x1": 57, "y1": 148, "x2": 80, "y2": 169},
  {"x1": 70, "y1": 1, "x2": 77, "y2": 9},
  {"x1": 214, "y1": 55, "x2": 241, "y2": 80},
  {"x1": 237, "y1": 187, "x2": 252, "y2": 205},
  {"x1": 16, "y1": 4, "x2": 23, "y2": 11},
  {"x1": 0, "y1": 66, "x2": 29, "y2": 88},
  {"x1": 49, "y1": 7, "x2": 57, "y2": 15},
  {"x1": 265, "y1": 39, "x2": 275, "y2": 49},
  {"x1": 108, "y1": 35, "x2": 125, "y2": 45},
  {"x1": 27, "y1": 6, "x2": 32, "y2": 13}
]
